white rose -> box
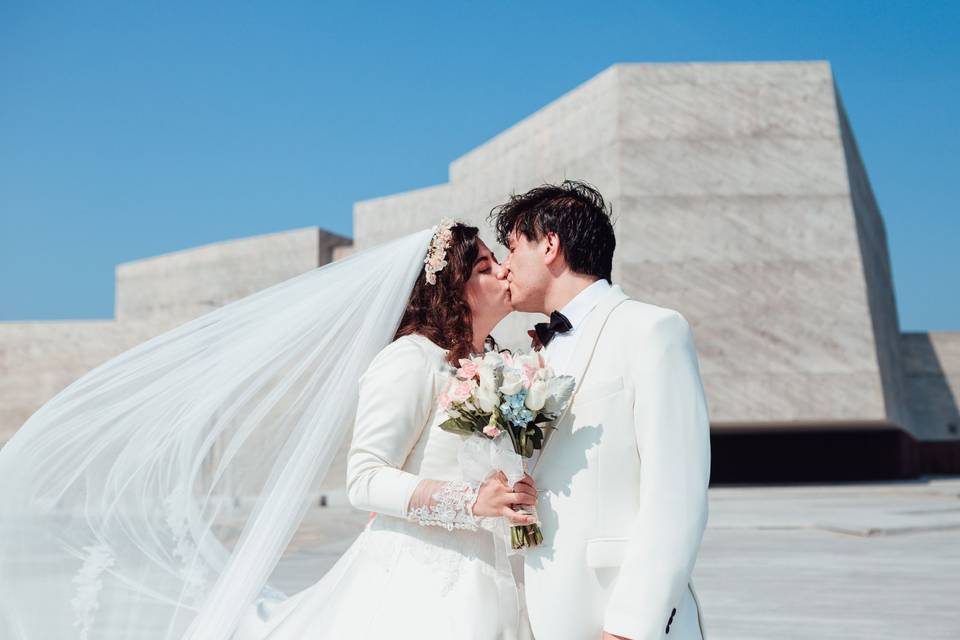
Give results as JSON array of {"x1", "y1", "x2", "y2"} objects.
[
  {"x1": 476, "y1": 381, "x2": 499, "y2": 413},
  {"x1": 476, "y1": 363, "x2": 501, "y2": 412},
  {"x1": 514, "y1": 352, "x2": 538, "y2": 371},
  {"x1": 534, "y1": 365, "x2": 553, "y2": 382},
  {"x1": 482, "y1": 350, "x2": 503, "y2": 368},
  {"x1": 524, "y1": 379, "x2": 548, "y2": 411},
  {"x1": 477, "y1": 363, "x2": 498, "y2": 392},
  {"x1": 499, "y1": 369, "x2": 523, "y2": 396}
]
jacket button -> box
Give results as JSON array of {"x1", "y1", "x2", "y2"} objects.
[
  {"x1": 671, "y1": 608, "x2": 677, "y2": 616},
  {"x1": 665, "y1": 624, "x2": 670, "y2": 634}
]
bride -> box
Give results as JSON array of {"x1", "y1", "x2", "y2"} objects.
[
  {"x1": 235, "y1": 220, "x2": 538, "y2": 639},
  {"x1": 0, "y1": 219, "x2": 536, "y2": 639}
]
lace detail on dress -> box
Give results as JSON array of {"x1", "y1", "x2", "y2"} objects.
[
  {"x1": 70, "y1": 543, "x2": 114, "y2": 640},
  {"x1": 405, "y1": 479, "x2": 484, "y2": 531}
]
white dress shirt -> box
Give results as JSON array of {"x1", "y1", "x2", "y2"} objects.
[
  {"x1": 542, "y1": 278, "x2": 612, "y2": 375},
  {"x1": 529, "y1": 278, "x2": 611, "y2": 474}
]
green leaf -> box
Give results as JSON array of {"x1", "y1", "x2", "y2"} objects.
[{"x1": 439, "y1": 418, "x2": 477, "y2": 437}]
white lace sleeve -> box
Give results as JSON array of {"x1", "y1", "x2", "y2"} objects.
[{"x1": 404, "y1": 478, "x2": 488, "y2": 531}]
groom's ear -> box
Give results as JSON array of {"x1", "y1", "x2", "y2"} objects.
[{"x1": 542, "y1": 231, "x2": 563, "y2": 266}]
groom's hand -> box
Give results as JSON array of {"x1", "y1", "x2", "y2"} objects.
[{"x1": 601, "y1": 631, "x2": 630, "y2": 640}]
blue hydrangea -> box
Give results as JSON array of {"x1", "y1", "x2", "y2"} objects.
[{"x1": 500, "y1": 388, "x2": 534, "y2": 428}]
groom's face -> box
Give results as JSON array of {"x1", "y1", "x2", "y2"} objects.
[{"x1": 501, "y1": 228, "x2": 549, "y2": 314}]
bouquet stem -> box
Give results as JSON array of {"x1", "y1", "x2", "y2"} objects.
[
  {"x1": 507, "y1": 456, "x2": 544, "y2": 550},
  {"x1": 510, "y1": 523, "x2": 543, "y2": 549}
]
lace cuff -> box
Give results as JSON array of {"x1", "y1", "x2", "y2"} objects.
[{"x1": 405, "y1": 478, "x2": 488, "y2": 531}]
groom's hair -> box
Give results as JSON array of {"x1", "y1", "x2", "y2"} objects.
[{"x1": 489, "y1": 180, "x2": 615, "y2": 282}]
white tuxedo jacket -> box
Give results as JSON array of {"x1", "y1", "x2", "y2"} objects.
[{"x1": 524, "y1": 284, "x2": 711, "y2": 640}]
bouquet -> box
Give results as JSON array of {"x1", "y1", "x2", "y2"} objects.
[{"x1": 438, "y1": 349, "x2": 575, "y2": 549}]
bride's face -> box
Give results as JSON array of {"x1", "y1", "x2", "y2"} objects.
[{"x1": 464, "y1": 239, "x2": 512, "y2": 326}]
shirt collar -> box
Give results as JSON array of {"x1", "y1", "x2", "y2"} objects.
[{"x1": 555, "y1": 279, "x2": 611, "y2": 331}]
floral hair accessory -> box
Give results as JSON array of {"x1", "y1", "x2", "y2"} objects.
[{"x1": 424, "y1": 217, "x2": 456, "y2": 285}]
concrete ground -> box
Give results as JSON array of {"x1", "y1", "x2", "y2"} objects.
[
  {"x1": 271, "y1": 476, "x2": 960, "y2": 639},
  {"x1": 692, "y1": 476, "x2": 960, "y2": 639},
  {"x1": 4, "y1": 476, "x2": 957, "y2": 638}
]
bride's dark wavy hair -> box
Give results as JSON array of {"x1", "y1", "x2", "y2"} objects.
[{"x1": 394, "y1": 222, "x2": 493, "y2": 366}]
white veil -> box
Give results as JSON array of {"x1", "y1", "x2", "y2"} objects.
[{"x1": 0, "y1": 226, "x2": 436, "y2": 639}]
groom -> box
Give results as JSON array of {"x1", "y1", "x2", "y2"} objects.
[{"x1": 490, "y1": 181, "x2": 711, "y2": 640}]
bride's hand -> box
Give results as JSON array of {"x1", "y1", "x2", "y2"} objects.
[{"x1": 473, "y1": 470, "x2": 538, "y2": 525}]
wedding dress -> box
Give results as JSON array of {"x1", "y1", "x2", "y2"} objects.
[{"x1": 234, "y1": 333, "x2": 533, "y2": 640}]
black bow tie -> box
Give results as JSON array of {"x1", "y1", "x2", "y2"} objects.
[{"x1": 534, "y1": 310, "x2": 573, "y2": 348}]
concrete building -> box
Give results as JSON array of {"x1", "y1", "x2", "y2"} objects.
[{"x1": 2, "y1": 61, "x2": 957, "y2": 483}]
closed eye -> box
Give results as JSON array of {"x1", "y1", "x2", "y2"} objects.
[{"x1": 475, "y1": 255, "x2": 495, "y2": 273}]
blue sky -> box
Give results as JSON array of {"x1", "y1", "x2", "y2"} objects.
[{"x1": 1, "y1": 1, "x2": 957, "y2": 331}]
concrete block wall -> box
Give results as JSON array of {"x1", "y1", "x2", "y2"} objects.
[
  {"x1": 901, "y1": 332, "x2": 960, "y2": 441},
  {"x1": 117, "y1": 227, "x2": 350, "y2": 326},
  {"x1": 0, "y1": 227, "x2": 351, "y2": 445},
  {"x1": 612, "y1": 63, "x2": 888, "y2": 426}
]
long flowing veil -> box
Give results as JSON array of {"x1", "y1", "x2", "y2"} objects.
[{"x1": 0, "y1": 226, "x2": 436, "y2": 639}]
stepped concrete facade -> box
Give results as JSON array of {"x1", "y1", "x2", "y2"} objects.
[
  {"x1": 2, "y1": 61, "x2": 957, "y2": 481},
  {"x1": 0, "y1": 228, "x2": 352, "y2": 444}
]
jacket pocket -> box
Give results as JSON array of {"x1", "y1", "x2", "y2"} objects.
[
  {"x1": 575, "y1": 376, "x2": 624, "y2": 405},
  {"x1": 585, "y1": 536, "x2": 629, "y2": 568}
]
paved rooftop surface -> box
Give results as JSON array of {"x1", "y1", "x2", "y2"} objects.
[
  {"x1": 10, "y1": 476, "x2": 956, "y2": 638},
  {"x1": 692, "y1": 476, "x2": 960, "y2": 639},
  {"x1": 270, "y1": 476, "x2": 960, "y2": 639}
]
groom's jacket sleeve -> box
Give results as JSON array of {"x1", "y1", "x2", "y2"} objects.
[
  {"x1": 603, "y1": 311, "x2": 711, "y2": 640},
  {"x1": 345, "y1": 338, "x2": 432, "y2": 519}
]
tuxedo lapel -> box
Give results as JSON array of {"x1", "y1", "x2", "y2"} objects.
[{"x1": 535, "y1": 284, "x2": 629, "y2": 468}]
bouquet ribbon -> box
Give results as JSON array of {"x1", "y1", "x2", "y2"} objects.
[{"x1": 458, "y1": 432, "x2": 539, "y2": 633}]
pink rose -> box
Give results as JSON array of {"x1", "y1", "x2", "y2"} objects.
[
  {"x1": 482, "y1": 424, "x2": 501, "y2": 438},
  {"x1": 438, "y1": 391, "x2": 451, "y2": 410},
  {"x1": 449, "y1": 380, "x2": 473, "y2": 403},
  {"x1": 457, "y1": 358, "x2": 479, "y2": 380},
  {"x1": 521, "y1": 362, "x2": 538, "y2": 389}
]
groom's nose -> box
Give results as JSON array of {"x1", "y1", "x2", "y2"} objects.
[{"x1": 496, "y1": 256, "x2": 510, "y2": 280}]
